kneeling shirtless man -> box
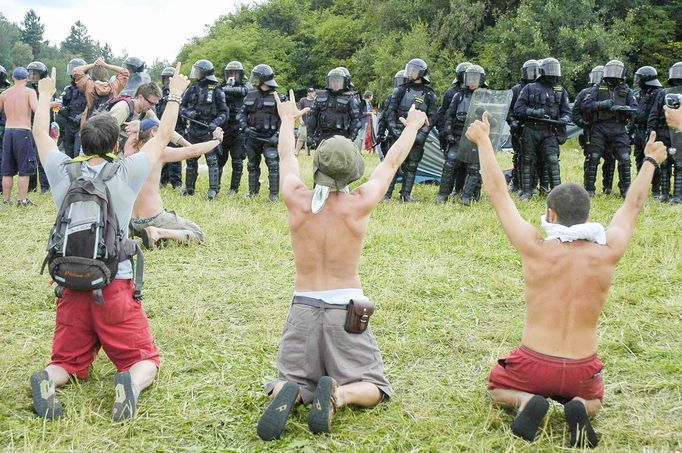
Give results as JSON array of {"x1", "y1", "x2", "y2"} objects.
[
  {"x1": 465, "y1": 113, "x2": 666, "y2": 448},
  {"x1": 256, "y1": 90, "x2": 427, "y2": 440}
]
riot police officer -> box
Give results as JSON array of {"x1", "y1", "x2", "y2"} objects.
[
  {"x1": 237, "y1": 64, "x2": 287, "y2": 201},
  {"x1": 513, "y1": 57, "x2": 571, "y2": 200},
  {"x1": 437, "y1": 62, "x2": 471, "y2": 154},
  {"x1": 218, "y1": 61, "x2": 252, "y2": 195},
  {"x1": 507, "y1": 59, "x2": 539, "y2": 193},
  {"x1": 647, "y1": 61, "x2": 682, "y2": 203},
  {"x1": 26, "y1": 61, "x2": 50, "y2": 193},
  {"x1": 384, "y1": 58, "x2": 438, "y2": 201},
  {"x1": 376, "y1": 70, "x2": 406, "y2": 159},
  {"x1": 119, "y1": 56, "x2": 151, "y2": 97},
  {"x1": 438, "y1": 65, "x2": 487, "y2": 205},
  {"x1": 582, "y1": 59, "x2": 638, "y2": 197},
  {"x1": 306, "y1": 67, "x2": 361, "y2": 148},
  {"x1": 57, "y1": 59, "x2": 87, "y2": 158},
  {"x1": 631, "y1": 66, "x2": 663, "y2": 198},
  {"x1": 180, "y1": 59, "x2": 228, "y2": 199},
  {"x1": 156, "y1": 66, "x2": 184, "y2": 189}
]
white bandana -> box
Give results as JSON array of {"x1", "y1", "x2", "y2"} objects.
[
  {"x1": 312, "y1": 185, "x2": 350, "y2": 214},
  {"x1": 541, "y1": 215, "x2": 607, "y2": 245}
]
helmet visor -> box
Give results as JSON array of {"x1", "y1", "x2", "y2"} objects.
[
  {"x1": 67, "y1": 61, "x2": 81, "y2": 77},
  {"x1": 542, "y1": 62, "x2": 561, "y2": 77},
  {"x1": 404, "y1": 63, "x2": 422, "y2": 80},
  {"x1": 190, "y1": 67, "x2": 204, "y2": 80},
  {"x1": 604, "y1": 64, "x2": 624, "y2": 79},
  {"x1": 28, "y1": 70, "x2": 42, "y2": 83},
  {"x1": 225, "y1": 70, "x2": 242, "y2": 81},
  {"x1": 463, "y1": 72, "x2": 481, "y2": 90},
  {"x1": 522, "y1": 66, "x2": 539, "y2": 81},
  {"x1": 327, "y1": 74, "x2": 345, "y2": 91}
]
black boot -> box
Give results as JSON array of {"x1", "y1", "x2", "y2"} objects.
[
  {"x1": 437, "y1": 160, "x2": 456, "y2": 204},
  {"x1": 229, "y1": 160, "x2": 243, "y2": 194},
  {"x1": 183, "y1": 164, "x2": 197, "y2": 196},
  {"x1": 207, "y1": 165, "x2": 220, "y2": 200},
  {"x1": 652, "y1": 167, "x2": 661, "y2": 199},
  {"x1": 460, "y1": 165, "x2": 481, "y2": 206},
  {"x1": 617, "y1": 158, "x2": 632, "y2": 198},
  {"x1": 602, "y1": 156, "x2": 615, "y2": 195},
  {"x1": 519, "y1": 163, "x2": 534, "y2": 200},
  {"x1": 672, "y1": 164, "x2": 682, "y2": 204},
  {"x1": 399, "y1": 171, "x2": 417, "y2": 202},
  {"x1": 247, "y1": 171, "x2": 260, "y2": 197}
]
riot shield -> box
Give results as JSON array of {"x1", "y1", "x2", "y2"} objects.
[
  {"x1": 667, "y1": 86, "x2": 682, "y2": 164},
  {"x1": 119, "y1": 72, "x2": 152, "y2": 97},
  {"x1": 457, "y1": 89, "x2": 513, "y2": 163}
]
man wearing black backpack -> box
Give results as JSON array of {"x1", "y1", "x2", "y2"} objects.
[{"x1": 30, "y1": 63, "x2": 190, "y2": 423}]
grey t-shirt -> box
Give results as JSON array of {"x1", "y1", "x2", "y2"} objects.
[{"x1": 44, "y1": 149, "x2": 151, "y2": 279}]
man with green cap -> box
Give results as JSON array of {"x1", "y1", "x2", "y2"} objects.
[{"x1": 256, "y1": 89, "x2": 428, "y2": 441}]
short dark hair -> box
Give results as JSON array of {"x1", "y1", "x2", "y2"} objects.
[
  {"x1": 134, "y1": 82, "x2": 161, "y2": 99},
  {"x1": 546, "y1": 183, "x2": 591, "y2": 226},
  {"x1": 80, "y1": 114, "x2": 119, "y2": 155}
]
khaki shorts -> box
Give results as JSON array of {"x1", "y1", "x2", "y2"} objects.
[
  {"x1": 296, "y1": 124, "x2": 307, "y2": 143},
  {"x1": 130, "y1": 210, "x2": 204, "y2": 242},
  {"x1": 265, "y1": 296, "x2": 393, "y2": 403}
]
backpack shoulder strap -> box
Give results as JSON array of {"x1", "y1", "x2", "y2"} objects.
[
  {"x1": 125, "y1": 99, "x2": 135, "y2": 122},
  {"x1": 97, "y1": 161, "x2": 122, "y2": 183},
  {"x1": 65, "y1": 161, "x2": 82, "y2": 182}
]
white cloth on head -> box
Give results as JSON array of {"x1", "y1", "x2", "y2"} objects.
[
  {"x1": 541, "y1": 215, "x2": 606, "y2": 245},
  {"x1": 311, "y1": 184, "x2": 349, "y2": 214}
]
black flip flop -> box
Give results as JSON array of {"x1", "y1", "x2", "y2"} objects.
[
  {"x1": 30, "y1": 370, "x2": 62, "y2": 419},
  {"x1": 257, "y1": 381, "x2": 300, "y2": 441},
  {"x1": 565, "y1": 399, "x2": 599, "y2": 448},
  {"x1": 511, "y1": 394, "x2": 549, "y2": 441},
  {"x1": 112, "y1": 371, "x2": 137, "y2": 422},
  {"x1": 307, "y1": 376, "x2": 337, "y2": 435},
  {"x1": 139, "y1": 228, "x2": 155, "y2": 250}
]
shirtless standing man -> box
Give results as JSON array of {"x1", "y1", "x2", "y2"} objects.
[
  {"x1": 464, "y1": 113, "x2": 667, "y2": 448},
  {"x1": 124, "y1": 118, "x2": 223, "y2": 248},
  {"x1": 0, "y1": 68, "x2": 38, "y2": 205},
  {"x1": 256, "y1": 91, "x2": 427, "y2": 441}
]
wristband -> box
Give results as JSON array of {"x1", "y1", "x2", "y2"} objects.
[
  {"x1": 643, "y1": 156, "x2": 659, "y2": 169},
  {"x1": 167, "y1": 94, "x2": 182, "y2": 103}
]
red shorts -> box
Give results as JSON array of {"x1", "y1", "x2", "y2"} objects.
[
  {"x1": 488, "y1": 346, "x2": 604, "y2": 402},
  {"x1": 49, "y1": 279, "x2": 160, "y2": 379}
]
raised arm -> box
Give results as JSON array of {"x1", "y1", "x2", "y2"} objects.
[
  {"x1": 353, "y1": 105, "x2": 426, "y2": 212},
  {"x1": 466, "y1": 113, "x2": 543, "y2": 255},
  {"x1": 32, "y1": 67, "x2": 58, "y2": 163},
  {"x1": 139, "y1": 62, "x2": 189, "y2": 166},
  {"x1": 605, "y1": 131, "x2": 667, "y2": 259},
  {"x1": 274, "y1": 89, "x2": 309, "y2": 201},
  {"x1": 163, "y1": 128, "x2": 223, "y2": 162}
]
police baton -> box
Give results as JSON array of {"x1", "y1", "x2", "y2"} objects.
[
  {"x1": 181, "y1": 115, "x2": 212, "y2": 129},
  {"x1": 528, "y1": 116, "x2": 574, "y2": 126}
]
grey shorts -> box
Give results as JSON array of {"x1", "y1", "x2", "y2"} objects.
[
  {"x1": 265, "y1": 296, "x2": 393, "y2": 403},
  {"x1": 130, "y1": 210, "x2": 204, "y2": 242},
  {"x1": 297, "y1": 124, "x2": 307, "y2": 143}
]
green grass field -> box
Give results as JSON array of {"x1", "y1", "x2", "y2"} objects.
[{"x1": 0, "y1": 141, "x2": 680, "y2": 452}]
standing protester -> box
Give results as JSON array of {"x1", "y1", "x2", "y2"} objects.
[
  {"x1": 384, "y1": 58, "x2": 438, "y2": 202},
  {"x1": 306, "y1": 68, "x2": 361, "y2": 149},
  {"x1": 376, "y1": 70, "x2": 406, "y2": 161},
  {"x1": 238, "y1": 64, "x2": 286, "y2": 201},
  {"x1": 631, "y1": 66, "x2": 663, "y2": 199},
  {"x1": 179, "y1": 60, "x2": 228, "y2": 200},
  {"x1": 437, "y1": 64, "x2": 487, "y2": 205},
  {"x1": 58, "y1": 59, "x2": 88, "y2": 158},
  {"x1": 295, "y1": 87, "x2": 316, "y2": 156},
  {"x1": 119, "y1": 56, "x2": 151, "y2": 98},
  {"x1": 514, "y1": 57, "x2": 571, "y2": 200},
  {"x1": 156, "y1": 66, "x2": 184, "y2": 189},
  {"x1": 218, "y1": 61, "x2": 252, "y2": 194},
  {"x1": 0, "y1": 67, "x2": 37, "y2": 205},
  {"x1": 507, "y1": 60, "x2": 539, "y2": 193},
  {"x1": 582, "y1": 60, "x2": 638, "y2": 198},
  {"x1": 73, "y1": 57, "x2": 129, "y2": 124},
  {"x1": 647, "y1": 62, "x2": 682, "y2": 203},
  {"x1": 257, "y1": 91, "x2": 426, "y2": 441}
]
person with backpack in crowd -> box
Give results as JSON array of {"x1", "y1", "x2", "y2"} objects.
[
  {"x1": 29, "y1": 63, "x2": 189, "y2": 423},
  {"x1": 73, "y1": 57, "x2": 129, "y2": 125},
  {"x1": 58, "y1": 59, "x2": 88, "y2": 158}
]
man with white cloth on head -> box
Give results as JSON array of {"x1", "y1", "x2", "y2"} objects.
[
  {"x1": 465, "y1": 112, "x2": 668, "y2": 448},
  {"x1": 256, "y1": 90, "x2": 428, "y2": 441}
]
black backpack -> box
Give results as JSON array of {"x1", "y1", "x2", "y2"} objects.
[
  {"x1": 41, "y1": 161, "x2": 144, "y2": 304},
  {"x1": 94, "y1": 96, "x2": 135, "y2": 122}
]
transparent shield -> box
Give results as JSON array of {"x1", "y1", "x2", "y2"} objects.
[
  {"x1": 457, "y1": 89, "x2": 513, "y2": 163},
  {"x1": 668, "y1": 87, "x2": 682, "y2": 164}
]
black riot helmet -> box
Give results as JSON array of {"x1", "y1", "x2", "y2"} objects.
[
  {"x1": 67, "y1": 58, "x2": 86, "y2": 77},
  {"x1": 123, "y1": 56, "x2": 145, "y2": 73},
  {"x1": 404, "y1": 58, "x2": 430, "y2": 83},
  {"x1": 0, "y1": 65, "x2": 8, "y2": 82},
  {"x1": 589, "y1": 65, "x2": 604, "y2": 85},
  {"x1": 27, "y1": 61, "x2": 48, "y2": 83},
  {"x1": 393, "y1": 70, "x2": 407, "y2": 88},
  {"x1": 224, "y1": 61, "x2": 244, "y2": 81},
  {"x1": 160, "y1": 66, "x2": 175, "y2": 85},
  {"x1": 463, "y1": 65, "x2": 486, "y2": 90},
  {"x1": 455, "y1": 61, "x2": 471, "y2": 84},
  {"x1": 521, "y1": 59, "x2": 540, "y2": 82},
  {"x1": 326, "y1": 67, "x2": 349, "y2": 92},
  {"x1": 250, "y1": 64, "x2": 278, "y2": 88},
  {"x1": 603, "y1": 59, "x2": 625, "y2": 82},
  {"x1": 669, "y1": 62, "x2": 682, "y2": 86},
  {"x1": 539, "y1": 58, "x2": 561, "y2": 77},
  {"x1": 633, "y1": 66, "x2": 662, "y2": 88},
  {"x1": 336, "y1": 66, "x2": 354, "y2": 89},
  {"x1": 190, "y1": 59, "x2": 215, "y2": 81}
]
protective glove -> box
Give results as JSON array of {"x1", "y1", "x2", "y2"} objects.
[
  {"x1": 447, "y1": 134, "x2": 457, "y2": 144},
  {"x1": 414, "y1": 130, "x2": 429, "y2": 146},
  {"x1": 183, "y1": 109, "x2": 198, "y2": 120},
  {"x1": 597, "y1": 100, "x2": 613, "y2": 110},
  {"x1": 268, "y1": 134, "x2": 279, "y2": 146}
]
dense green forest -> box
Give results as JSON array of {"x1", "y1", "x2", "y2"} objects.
[
  {"x1": 177, "y1": 0, "x2": 681, "y2": 99},
  {"x1": 2, "y1": 1, "x2": 680, "y2": 100}
]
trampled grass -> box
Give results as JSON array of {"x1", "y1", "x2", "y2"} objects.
[{"x1": 0, "y1": 141, "x2": 681, "y2": 452}]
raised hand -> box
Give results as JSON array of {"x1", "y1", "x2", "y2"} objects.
[
  {"x1": 38, "y1": 67, "x2": 57, "y2": 98},
  {"x1": 644, "y1": 131, "x2": 668, "y2": 164},
  {"x1": 398, "y1": 104, "x2": 428, "y2": 129},
  {"x1": 274, "y1": 89, "x2": 309, "y2": 121},
  {"x1": 169, "y1": 62, "x2": 190, "y2": 96},
  {"x1": 465, "y1": 111, "x2": 491, "y2": 145}
]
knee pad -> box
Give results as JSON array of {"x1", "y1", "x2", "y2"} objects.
[{"x1": 205, "y1": 152, "x2": 218, "y2": 167}]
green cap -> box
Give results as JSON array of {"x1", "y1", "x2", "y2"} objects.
[{"x1": 313, "y1": 136, "x2": 365, "y2": 191}]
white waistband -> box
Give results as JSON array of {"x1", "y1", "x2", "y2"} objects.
[{"x1": 293, "y1": 288, "x2": 364, "y2": 305}]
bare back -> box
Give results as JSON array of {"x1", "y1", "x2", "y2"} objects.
[
  {"x1": 521, "y1": 239, "x2": 618, "y2": 359},
  {"x1": 287, "y1": 191, "x2": 370, "y2": 291},
  {"x1": 0, "y1": 85, "x2": 36, "y2": 129},
  {"x1": 132, "y1": 159, "x2": 164, "y2": 219}
]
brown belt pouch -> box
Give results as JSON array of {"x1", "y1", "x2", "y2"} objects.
[{"x1": 344, "y1": 297, "x2": 375, "y2": 334}]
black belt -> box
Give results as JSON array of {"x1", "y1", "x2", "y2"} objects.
[{"x1": 292, "y1": 295, "x2": 348, "y2": 310}]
